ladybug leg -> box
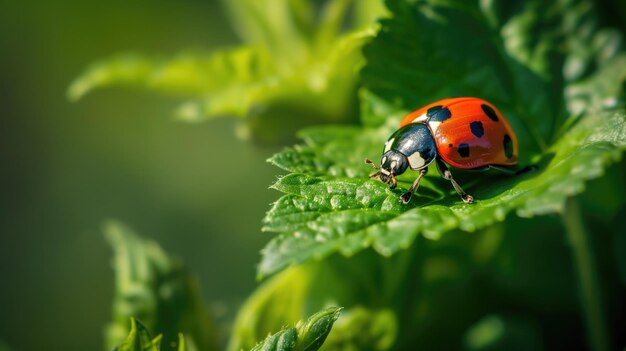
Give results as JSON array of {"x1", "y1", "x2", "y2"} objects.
[
  {"x1": 435, "y1": 158, "x2": 474, "y2": 204},
  {"x1": 400, "y1": 168, "x2": 428, "y2": 204},
  {"x1": 389, "y1": 172, "x2": 398, "y2": 189}
]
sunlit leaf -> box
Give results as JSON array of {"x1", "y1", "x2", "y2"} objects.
[
  {"x1": 69, "y1": 1, "x2": 387, "y2": 142},
  {"x1": 104, "y1": 221, "x2": 217, "y2": 351},
  {"x1": 259, "y1": 0, "x2": 626, "y2": 278},
  {"x1": 68, "y1": 46, "x2": 275, "y2": 118},
  {"x1": 247, "y1": 307, "x2": 342, "y2": 351},
  {"x1": 368, "y1": 0, "x2": 626, "y2": 148}
]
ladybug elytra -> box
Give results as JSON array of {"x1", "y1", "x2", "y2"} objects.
[{"x1": 366, "y1": 97, "x2": 521, "y2": 204}]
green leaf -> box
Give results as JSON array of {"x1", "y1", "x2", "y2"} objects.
[
  {"x1": 362, "y1": 0, "x2": 626, "y2": 150},
  {"x1": 68, "y1": 46, "x2": 276, "y2": 118},
  {"x1": 222, "y1": 0, "x2": 387, "y2": 61},
  {"x1": 228, "y1": 263, "x2": 339, "y2": 351},
  {"x1": 260, "y1": 102, "x2": 626, "y2": 278},
  {"x1": 229, "y1": 253, "x2": 400, "y2": 351},
  {"x1": 113, "y1": 318, "x2": 160, "y2": 351},
  {"x1": 295, "y1": 307, "x2": 343, "y2": 351},
  {"x1": 113, "y1": 318, "x2": 190, "y2": 351},
  {"x1": 247, "y1": 307, "x2": 342, "y2": 351},
  {"x1": 176, "y1": 334, "x2": 188, "y2": 351},
  {"x1": 104, "y1": 221, "x2": 217, "y2": 351},
  {"x1": 259, "y1": 0, "x2": 626, "y2": 277},
  {"x1": 69, "y1": 1, "x2": 386, "y2": 142},
  {"x1": 322, "y1": 306, "x2": 397, "y2": 351},
  {"x1": 250, "y1": 328, "x2": 298, "y2": 351}
]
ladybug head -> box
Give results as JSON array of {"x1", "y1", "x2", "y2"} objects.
[{"x1": 365, "y1": 151, "x2": 409, "y2": 190}]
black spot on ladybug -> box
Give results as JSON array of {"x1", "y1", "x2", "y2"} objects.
[
  {"x1": 448, "y1": 143, "x2": 453, "y2": 148},
  {"x1": 470, "y1": 121, "x2": 484, "y2": 138},
  {"x1": 458, "y1": 143, "x2": 470, "y2": 158},
  {"x1": 481, "y1": 104, "x2": 499, "y2": 122},
  {"x1": 428, "y1": 106, "x2": 452, "y2": 122},
  {"x1": 503, "y1": 134, "x2": 513, "y2": 158},
  {"x1": 426, "y1": 105, "x2": 442, "y2": 116}
]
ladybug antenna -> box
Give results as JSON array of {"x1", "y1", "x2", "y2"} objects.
[
  {"x1": 365, "y1": 159, "x2": 381, "y2": 178},
  {"x1": 365, "y1": 158, "x2": 379, "y2": 170}
]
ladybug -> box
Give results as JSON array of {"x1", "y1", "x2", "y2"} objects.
[{"x1": 366, "y1": 97, "x2": 519, "y2": 204}]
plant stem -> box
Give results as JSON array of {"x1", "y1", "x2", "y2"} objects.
[{"x1": 562, "y1": 198, "x2": 610, "y2": 351}]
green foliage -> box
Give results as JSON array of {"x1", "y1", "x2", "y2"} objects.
[
  {"x1": 250, "y1": 328, "x2": 297, "y2": 351},
  {"x1": 69, "y1": 0, "x2": 386, "y2": 142},
  {"x1": 113, "y1": 318, "x2": 189, "y2": 351},
  {"x1": 228, "y1": 254, "x2": 401, "y2": 351},
  {"x1": 227, "y1": 263, "x2": 341, "y2": 351},
  {"x1": 104, "y1": 221, "x2": 217, "y2": 351},
  {"x1": 259, "y1": 0, "x2": 626, "y2": 277},
  {"x1": 322, "y1": 306, "x2": 397, "y2": 351},
  {"x1": 235, "y1": 220, "x2": 530, "y2": 350},
  {"x1": 68, "y1": 47, "x2": 275, "y2": 117},
  {"x1": 248, "y1": 307, "x2": 342, "y2": 351}
]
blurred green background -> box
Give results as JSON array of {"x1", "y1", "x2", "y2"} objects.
[{"x1": 0, "y1": 1, "x2": 279, "y2": 349}]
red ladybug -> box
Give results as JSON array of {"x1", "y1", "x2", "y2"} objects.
[{"x1": 366, "y1": 97, "x2": 519, "y2": 204}]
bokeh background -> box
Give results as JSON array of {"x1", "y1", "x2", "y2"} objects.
[
  {"x1": 1, "y1": 1, "x2": 626, "y2": 350},
  {"x1": 0, "y1": 1, "x2": 279, "y2": 349}
]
